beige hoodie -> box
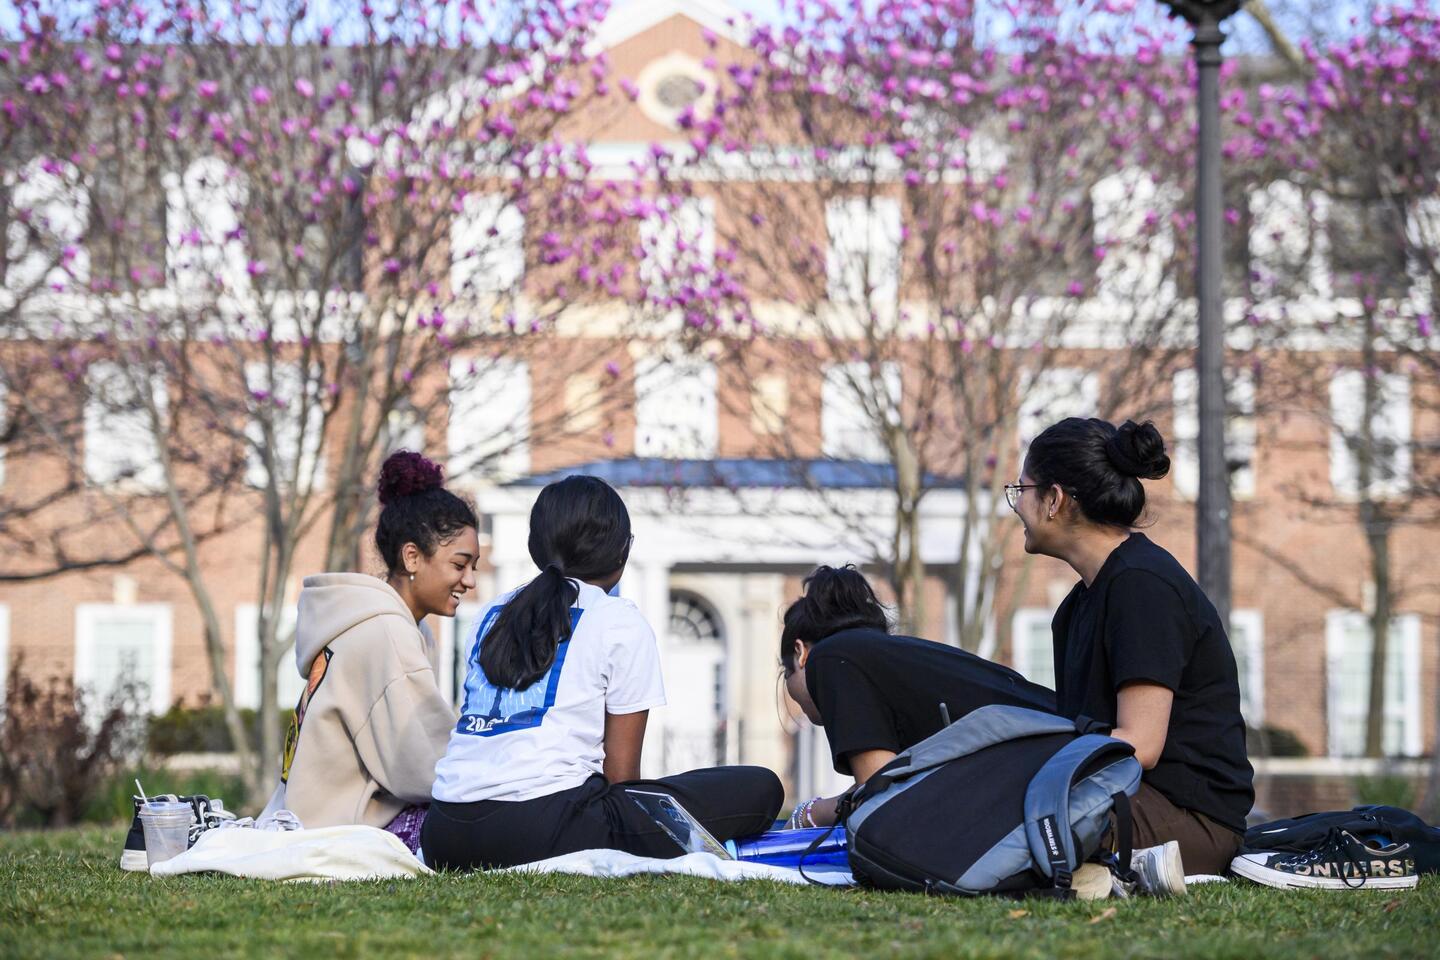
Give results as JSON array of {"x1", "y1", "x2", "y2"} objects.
[{"x1": 260, "y1": 573, "x2": 457, "y2": 829}]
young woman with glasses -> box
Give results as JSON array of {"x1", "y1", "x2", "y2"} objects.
[{"x1": 1007, "y1": 417, "x2": 1253, "y2": 882}]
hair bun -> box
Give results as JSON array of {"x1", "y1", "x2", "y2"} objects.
[
  {"x1": 1104, "y1": 420, "x2": 1171, "y2": 480},
  {"x1": 377, "y1": 450, "x2": 444, "y2": 505}
]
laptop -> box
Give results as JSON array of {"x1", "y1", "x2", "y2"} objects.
[{"x1": 625, "y1": 789, "x2": 734, "y2": 860}]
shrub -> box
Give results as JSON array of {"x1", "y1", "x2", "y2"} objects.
[
  {"x1": 1247, "y1": 724, "x2": 1310, "y2": 758},
  {"x1": 87, "y1": 764, "x2": 254, "y2": 824},
  {"x1": 0, "y1": 660, "x2": 147, "y2": 828},
  {"x1": 146, "y1": 701, "x2": 289, "y2": 755}
]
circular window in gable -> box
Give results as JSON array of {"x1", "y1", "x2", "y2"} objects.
[{"x1": 636, "y1": 52, "x2": 716, "y2": 130}]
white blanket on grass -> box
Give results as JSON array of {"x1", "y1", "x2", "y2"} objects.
[
  {"x1": 149, "y1": 828, "x2": 853, "y2": 886},
  {"x1": 150, "y1": 825, "x2": 432, "y2": 882},
  {"x1": 503, "y1": 848, "x2": 856, "y2": 886}
]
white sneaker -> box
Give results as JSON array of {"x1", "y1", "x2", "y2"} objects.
[
  {"x1": 1072, "y1": 862, "x2": 1113, "y2": 900},
  {"x1": 1131, "y1": 841, "x2": 1187, "y2": 897}
]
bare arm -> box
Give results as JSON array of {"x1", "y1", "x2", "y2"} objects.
[
  {"x1": 602, "y1": 710, "x2": 648, "y2": 784},
  {"x1": 1110, "y1": 682, "x2": 1174, "y2": 770},
  {"x1": 805, "y1": 748, "x2": 898, "y2": 827}
]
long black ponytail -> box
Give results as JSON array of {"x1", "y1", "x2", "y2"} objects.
[{"x1": 479, "y1": 475, "x2": 632, "y2": 689}]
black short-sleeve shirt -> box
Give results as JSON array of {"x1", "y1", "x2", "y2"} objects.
[
  {"x1": 1051, "y1": 533, "x2": 1254, "y2": 833},
  {"x1": 804, "y1": 628, "x2": 1055, "y2": 776}
]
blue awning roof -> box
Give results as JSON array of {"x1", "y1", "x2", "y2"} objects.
[{"x1": 507, "y1": 457, "x2": 966, "y2": 490}]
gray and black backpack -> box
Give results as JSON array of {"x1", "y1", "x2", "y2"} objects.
[{"x1": 833, "y1": 704, "x2": 1143, "y2": 897}]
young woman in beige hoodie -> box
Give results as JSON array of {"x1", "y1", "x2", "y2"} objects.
[{"x1": 261, "y1": 451, "x2": 478, "y2": 852}]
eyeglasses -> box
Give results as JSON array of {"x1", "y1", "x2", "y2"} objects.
[{"x1": 1004, "y1": 483, "x2": 1040, "y2": 511}]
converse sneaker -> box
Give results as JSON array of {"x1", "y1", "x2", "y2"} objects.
[
  {"x1": 119, "y1": 794, "x2": 223, "y2": 871},
  {"x1": 1130, "y1": 840, "x2": 1187, "y2": 897},
  {"x1": 1231, "y1": 829, "x2": 1418, "y2": 891}
]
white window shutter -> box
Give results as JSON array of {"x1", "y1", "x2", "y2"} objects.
[
  {"x1": 821, "y1": 361, "x2": 901, "y2": 463},
  {"x1": 447, "y1": 357, "x2": 531, "y2": 481},
  {"x1": 5, "y1": 159, "x2": 90, "y2": 292},
  {"x1": 1406, "y1": 197, "x2": 1439, "y2": 311},
  {"x1": 634, "y1": 355, "x2": 719, "y2": 459},
  {"x1": 450, "y1": 193, "x2": 525, "y2": 296},
  {"x1": 1009, "y1": 608, "x2": 1056, "y2": 690},
  {"x1": 84, "y1": 362, "x2": 167, "y2": 491},
  {"x1": 1229, "y1": 609, "x2": 1264, "y2": 725},
  {"x1": 0, "y1": 376, "x2": 8, "y2": 488}
]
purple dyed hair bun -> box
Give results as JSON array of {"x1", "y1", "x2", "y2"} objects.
[{"x1": 377, "y1": 451, "x2": 444, "y2": 505}]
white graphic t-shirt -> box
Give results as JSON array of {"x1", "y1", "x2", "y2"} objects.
[{"x1": 431, "y1": 579, "x2": 666, "y2": 803}]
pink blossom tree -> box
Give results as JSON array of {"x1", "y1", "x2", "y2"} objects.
[
  {"x1": 643, "y1": 1, "x2": 1205, "y2": 641},
  {"x1": 0, "y1": 0, "x2": 639, "y2": 790}
]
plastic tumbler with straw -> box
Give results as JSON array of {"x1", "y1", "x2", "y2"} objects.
[{"x1": 135, "y1": 780, "x2": 192, "y2": 868}]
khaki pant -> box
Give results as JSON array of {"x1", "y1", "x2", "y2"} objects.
[{"x1": 1125, "y1": 781, "x2": 1242, "y2": 876}]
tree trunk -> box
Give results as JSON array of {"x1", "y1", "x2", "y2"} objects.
[
  {"x1": 892, "y1": 431, "x2": 925, "y2": 635},
  {"x1": 1362, "y1": 509, "x2": 1392, "y2": 758},
  {"x1": 1358, "y1": 312, "x2": 1391, "y2": 759}
]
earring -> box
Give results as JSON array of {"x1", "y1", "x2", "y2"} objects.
[
  {"x1": 1048, "y1": 511, "x2": 1055, "y2": 520},
  {"x1": 409, "y1": 573, "x2": 415, "y2": 582}
]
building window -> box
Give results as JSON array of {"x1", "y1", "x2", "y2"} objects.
[
  {"x1": 634, "y1": 354, "x2": 718, "y2": 459},
  {"x1": 232, "y1": 603, "x2": 302, "y2": 711},
  {"x1": 1329, "y1": 370, "x2": 1411, "y2": 500},
  {"x1": 447, "y1": 357, "x2": 531, "y2": 481},
  {"x1": 1325, "y1": 611, "x2": 1421, "y2": 757},
  {"x1": 821, "y1": 362, "x2": 901, "y2": 463},
  {"x1": 1171, "y1": 368, "x2": 1257, "y2": 501},
  {"x1": 165, "y1": 157, "x2": 249, "y2": 294},
  {"x1": 245, "y1": 361, "x2": 326, "y2": 490},
  {"x1": 826, "y1": 196, "x2": 902, "y2": 305},
  {"x1": 1010, "y1": 608, "x2": 1055, "y2": 690},
  {"x1": 1229, "y1": 609, "x2": 1265, "y2": 726},
  {"x1": 1090, "y1": 168, "x2": 1178, "y2": 300},
  {"x1": 635, "y1": 52, "x2": 716, "y2": 130},
  {"x1": 639, "y1": 196, "x2": 715, "y2": 298},
  {"x1": 1248, "y1": 180, "x2": 1328, "y2": 298},
  {"x1": 1017, "y1": 367, "x2": 1098, "y2": 452},
  {"x1": 1328, "y1": 193, "x2": 1409, "y2": 300},
  {"x1": 4, "y1": 158, "x2": 90, "y2": 293},
  {"x1": 74, "y1": 603, "x2": 173, "y2": 715},
  {"x1": 382, "y1": 400, "x2": 425, "y2": 456},
  {"x1": 450, "y1": 193, "x2": 525, "y2": 296},
  {"x1": 84, "y1": 361, "x2": 168, "y2": 491}
]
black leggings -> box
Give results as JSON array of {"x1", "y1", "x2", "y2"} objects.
[{"x1": 422, "y1": 766, "x2": 784, "y2": 872}]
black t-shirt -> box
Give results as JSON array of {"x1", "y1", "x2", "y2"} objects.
[
  {"x1": 1051, "y1": 533, "x2": 1254, "y2": 834},
  {"x1": 804, "y1": 627, "x2": 1055, "y2": 776}
]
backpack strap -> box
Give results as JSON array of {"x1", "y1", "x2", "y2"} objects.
[
  {"x1": 862, "y1": 705, "x2": 1079, "y2": 795},
  {"x1": 1023, "y1": 735, "x2": 1136, "y2": 888},
  {"x1": 1110, "y1": 790, "x2": 1138, "y2": 885}
]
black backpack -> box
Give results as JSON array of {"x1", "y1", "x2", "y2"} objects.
[
  {"x1": 833, "y1": 704, "x2": 1142, "y2": 897},
  {"x1": 1244, "y1": 806, "x2": 1440, "y2": 874}
]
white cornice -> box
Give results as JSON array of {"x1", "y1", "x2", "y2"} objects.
[{"x1": 596, "y1": 0, "x2": 748, "y2": 51}]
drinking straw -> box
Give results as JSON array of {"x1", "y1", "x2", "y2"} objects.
[{"x1": 135, "y1": 779, "x2": 152, "y2": 808}]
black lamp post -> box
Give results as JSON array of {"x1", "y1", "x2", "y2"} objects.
[{"x1": 1156, "y1": 0, "x2": 1245, "y2": 627}]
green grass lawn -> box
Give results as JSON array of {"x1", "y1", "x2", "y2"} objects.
[{"x1": 2, "y1": 827, "x2": 1436, "y2": 959}]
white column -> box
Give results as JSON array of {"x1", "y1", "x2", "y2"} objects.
[{"x1": 623, "y1": 561, "x2": 672, "y2": 778}]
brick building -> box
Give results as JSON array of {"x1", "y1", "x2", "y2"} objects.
[{"x1": 1, "y1": 0, "x2": 1436, "y2": 807}]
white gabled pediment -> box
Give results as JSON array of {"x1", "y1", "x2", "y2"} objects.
[{"x1": 597, "y1": 0, "x2": 748, "y2": 51}]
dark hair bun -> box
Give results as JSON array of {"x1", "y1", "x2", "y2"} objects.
[
  {"x1": 1104, "y1": 420, "x2": 1170, "y2": 480},
  {"x1": 377, "y1": 450, "x2": 445, "y2": 505}
]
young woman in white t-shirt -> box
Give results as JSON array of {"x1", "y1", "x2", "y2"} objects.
[{"x1": 423, "y1": 475, "x2": 783, "y2": 870}]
